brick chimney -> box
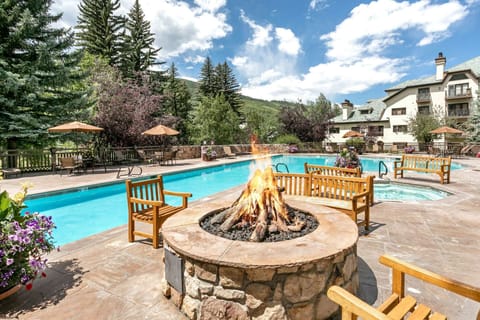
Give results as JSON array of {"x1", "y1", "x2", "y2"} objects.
[
  {"x1": 341, "y1": 99, "x2": 353, "y2": 121},
  {"x1": 435, "y1": 52, "x2": 446, "y2": 81}
]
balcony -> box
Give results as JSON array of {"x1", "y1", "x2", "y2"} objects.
[
  {"x1": 416, "y1": 93, "x2": 431, "y2": 104},
  {"x1": 445, "y1": 88, "x2": 472, "y2": 101},
  {"x1": 447, "y1": 109, "x2": 470, "y2": 117}
]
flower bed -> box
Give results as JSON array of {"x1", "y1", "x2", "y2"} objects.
[{"x1": 0, "y1": 184, "x2": 56, "y2": 292}]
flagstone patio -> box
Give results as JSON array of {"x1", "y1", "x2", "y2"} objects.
[{"x1": 1, "y1": 155, "x2": 479, "y2": 319}]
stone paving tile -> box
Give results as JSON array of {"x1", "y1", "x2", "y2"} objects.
[{"x1": 1, "y1": 155, "x2": 479, "y2": 319}]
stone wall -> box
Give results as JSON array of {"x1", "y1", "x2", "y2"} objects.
[{"x1": 161, "y1": 245, "x2": 358, "y2": 320}]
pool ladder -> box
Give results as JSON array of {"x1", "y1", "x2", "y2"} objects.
[
  {"x1": 378, "y1": 160, "x2": 388, "y2": 179},
  {"x1": 273, "y1": 162, "x2": 289, "y2": 173}
]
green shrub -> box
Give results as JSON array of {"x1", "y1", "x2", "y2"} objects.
[{"x1": 273, "y1": 134, "x2": 301, "y2": 144}]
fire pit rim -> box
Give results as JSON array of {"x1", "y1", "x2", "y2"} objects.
[{"x1": 162, "y1": 195, "x2": 359, "y2": 268}]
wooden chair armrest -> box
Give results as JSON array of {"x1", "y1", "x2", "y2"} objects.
[
  {"x1": 327, "y1": 286, "x2": 389, "y2": 320},
  {"x1": 379, "y1": 255, "x2": 480, "y2": 302},
  {"x1": 163, "y1": 190, "x2": 193, "y2": 198},
  {"x1": 393, "y1": 161, "x2": 402, "y2": 168},
  {"x1": 128, "y1": 197, "x2": 165, "y2": 206}
]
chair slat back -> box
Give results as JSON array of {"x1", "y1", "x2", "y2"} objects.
[
  {"x1": 304, "y1": 163, "x2": 361, "y2": 177},
  {"x1": 311, "y1": 174, "x2": 368, "y2": 201},
  {"x1": 60, "y1": 157, "x2": 76, "y2": 167},
  {"x1": 273, "y1": 172, "x2": 311, "y2": 196},
  {"x1": 126, "y1": 176, "x2": 165, "y2": 213}
]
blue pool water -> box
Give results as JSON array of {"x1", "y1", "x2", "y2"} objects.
[{"x1": 24, "y1": 155, "x2": 457, "y2": 246}]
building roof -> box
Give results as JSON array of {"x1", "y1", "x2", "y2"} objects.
[
  {"x1": 331, "y1": 99, "x2": 387, "y2": 124},
  {"x1": 386, "y1": 55, "x2": 480, "y2": 91}
]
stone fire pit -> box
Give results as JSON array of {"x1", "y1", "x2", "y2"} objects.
[{"x1": 161, "y1": 192, "x2": 359, "y2": 320}]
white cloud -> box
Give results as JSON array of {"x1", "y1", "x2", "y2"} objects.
[
  {"x1": 240, "y1": 0, "x2": 471, "y2": 102},
  {"x1": 232, "y1": 12, "x2": 301, "y2": 96},
  {"x1": 51, "y1": 0, "x2": 232, "y2": 59},
  {"x1": 240, "y1": 10, "x2": 273, "y2": 47},
  {"x1": 275, "y1": 28, "x2": 301, "y2": 56},
  {"x1": 320, "y1": 0, "x2": 469, "y2": 61},
  {"x1": 184, "y1": 55, "x2": 206, "y2": 64},
  {"x1": 309, "y1": 0, "x2": 329, "y2": 11}
]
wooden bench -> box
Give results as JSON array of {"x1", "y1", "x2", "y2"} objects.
[
  {"x1": 304, "y1": 162, "x2": 374, "y2": 206},
  {"x1": 274, "y1": 172, "x2": 373, "y2": 230},
  {"x1": 327, "y1": 254, "x2": 480, "y2": 320},
  {"x1": 304, "y1": 163, "x2": 361, "y2": 177},
  {"x1": 394, "y1": 155, "x2": 451, "y2": 184},
  {"x1": 125, "y1": 175, "x2": 192, "y2": 248}
]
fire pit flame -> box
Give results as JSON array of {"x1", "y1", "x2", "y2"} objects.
[{"x1": 211, "y1": 166, "x2": 306, "y2": 242}]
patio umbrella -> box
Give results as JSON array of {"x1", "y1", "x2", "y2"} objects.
[
  {"x1": 342, "y1": 130, "x2": 364, "y2": 138},
  {"x1": 48, "y1": 121, "x2": 104, "y2": 133},
  {"x1": 141, "y1": 124, "x2": 179, "y2": 136},
  {"x1": 48, "y1": 121, "x2": 104, "y2": 149},
  {"x1": 429, "y1": 126, "x2": 464, "y2": 156},
  {"x1": 142, "y1": 124, "x2": 180, "y2": 150}
]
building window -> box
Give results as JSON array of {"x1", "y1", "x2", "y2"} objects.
[
  {"x1": 448, "y1": 83, "x2": 470, "y2": 97},
  {"x1": 418, "y1": 105, "x2": 430, "y2": 115},
  {"x1": 393, "y1": 125, "x2": 408, "y2": 133},
  {"x1": 368, "y1": 126, "x2": 384, "y2": 137},
  {"x1": 448, "y1": 103, "x2": 470, "y2": 117},
  {"x1": 360, "y1": 110, "x2": 370, "y2": 114},
  {"x1": 351, "y1": 126, "x2": 360, "y2": 132},
  {"x1": 450, "y1": 73, "x2": 467, "y2": 81},
  {"x1": 391, "y1": 108, "x2": 406, "y2": 115},
  {"x1": 329, "y1": 127, "x2": 340, "y2": 134}
]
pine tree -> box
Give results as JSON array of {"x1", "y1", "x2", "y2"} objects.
[
  {"x1": 0, "y1": 0, "x2": 90, "y2": 149},
  {"x1": 214, "y1": 61, "x2": 243, "y2": 116},
  {"x1": 163, "y1": 63, "x2": 191, "y2": 119},
  {"x1": 198, "y1": 57, "x2": 215, "y2": 97},
  {"x1": 120, "y1": 0, "x2": 161, "y2": 78},
  {"x1": 76, "y1": 0, "x2": 125, "y2": 66},
  {"x1": 465, "y1": 94, "x2": 480, "y2": 143}
]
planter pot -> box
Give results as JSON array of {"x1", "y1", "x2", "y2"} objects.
[{"x1": 0, "y1": 284, "x2": 21, "y2": 300}]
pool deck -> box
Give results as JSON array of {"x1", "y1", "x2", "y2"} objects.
[{"x1": 1, "y1": 154, "x2": 480, "y2": 319}]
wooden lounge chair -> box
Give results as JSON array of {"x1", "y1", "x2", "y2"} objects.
[
  {"x1": 58, "y1": 157, "x2": 81, "y2": 175},
  {"x1": 223, "y1": 146, "x2": 236, "y2": 158},
  {"x1": 125, "y1": 175, "x2": 192, "y2": 248},
  {"x1": 327, "y1": 254, "x2": 480, "y2": 320}
]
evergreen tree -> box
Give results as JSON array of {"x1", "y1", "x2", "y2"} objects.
[
  {"x1": 214, "y1": 61, "x2": 242, "y2": 116},
  {"x1": 198, "y1": 57, "x2": 215, "y2": 97},
  {"x1": 76, "y1": 0, "x2": 125, "y2": 66},
  {"x1": 0, "y1": 0, "x2": 89, "y2": 149},
  {"x1": 120, "y1": 0, "x2": 161, "y2": 78},
  {"x1": 465, "y1": 94, "x2": 480, "y2": 143},
  {"x1": 163, "y1": 63, "x2": 191, "y2": 119},
  {"x1": 162, "y1": 63, "x2": 192, "y2": 144}
]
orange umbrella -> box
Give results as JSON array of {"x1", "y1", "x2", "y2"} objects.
[
  {"x1": 429, "y1": 126, "x2": 464, "y2": 156},
  {"x1": 48, "y1": 121, "x2": 104, "y2": 133},
  {"x1": 142, "y1": 124, "x2": 179, "y2": 136},
  {"x1": 342, "y1": 130, "x2": 364, "y2": 138},
  {"x1": 429, "y1": 126, "x2": 464, "y2": 134}
]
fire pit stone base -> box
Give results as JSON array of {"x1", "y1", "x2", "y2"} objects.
[{"x1": 162, "y1": 195, "x2": 359, "y2": 320}]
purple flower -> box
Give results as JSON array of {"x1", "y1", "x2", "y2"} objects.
[{"x1": 6, "y1": 258, "x2": 14, "y2": 266}]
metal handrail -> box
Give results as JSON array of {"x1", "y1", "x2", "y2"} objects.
[
  {"x1": 378, "y1": 160, "x2": 388, "y2": 179},
  {"x1": 274, "y1": 163, "x2": 289, "y2": 173}
]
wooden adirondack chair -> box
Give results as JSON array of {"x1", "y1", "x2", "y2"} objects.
[
  {"x1": 327, "y1": 254, "x2": 480, "y2": 320},
  {"x1": 125, "y1": 175, "x2": 192, "y2": 248}
]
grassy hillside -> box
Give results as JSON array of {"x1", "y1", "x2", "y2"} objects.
[{"x1": 180, "y1": 78, "x2": 297, "y2": 114}]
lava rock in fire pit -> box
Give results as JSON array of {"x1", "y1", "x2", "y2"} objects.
[{"x1": 200, "y1": 205, "x2": 319, "y2": 242}]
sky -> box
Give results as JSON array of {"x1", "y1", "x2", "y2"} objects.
[{"x1": 51, "y1": 0, "x2": 480, "y2": 105}]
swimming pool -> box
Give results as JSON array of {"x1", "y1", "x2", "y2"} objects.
[{"x1": 24, "y1": 155, "x2": 457, "y2": 246}]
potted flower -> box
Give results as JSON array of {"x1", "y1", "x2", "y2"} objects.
[{"x1": 0, "y1": 183, "x2": 56, "y2": 298}]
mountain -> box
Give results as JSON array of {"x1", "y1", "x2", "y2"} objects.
[{"x1": 180, "y1": 78, "x2": 297, "y2": 114}]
